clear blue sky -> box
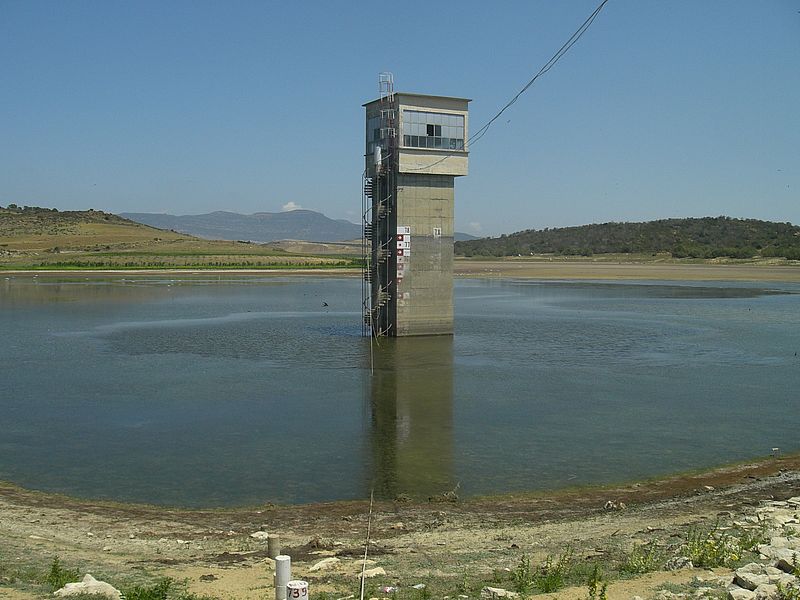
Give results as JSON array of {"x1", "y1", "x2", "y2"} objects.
[{"x1": 1, "y1": 1, "x2": 798, "y2": 235}]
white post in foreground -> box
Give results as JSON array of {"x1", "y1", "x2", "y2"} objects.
[
  {"x1": 274, "y1": 555, "x2": 292, "y2": 600},
  {"x1": 286, "y1": 580, "x2": 308, "y2": 600}
]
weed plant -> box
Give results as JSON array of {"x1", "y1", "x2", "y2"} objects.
[
  {"x1": 621, "y1": 542, "x2": 663, "y2": 575},
  {"x1": 512, "y1": 554, "x2": 534, "y2": 595},
  {"x1": 121, "y1": 578, "x2": 173, "y2": 600},
  {"x1": 509, "y1": 548, "x2": 574, "y2": 594},
  {"x1": 683, "y1": 522, "x2": 742, "y2": 568},
  {"x1": 535, "y1": 547, "x2": 573, "y2": 592},
  {"x1": 586, "y1": 564, "x2": 608, "y2": 600},
  {"x1": 733, "y1": 521, "x2": 769, "y2": 553},
  {"x1": 45, "y1": 557, "x2": 80, "y2": 591}
]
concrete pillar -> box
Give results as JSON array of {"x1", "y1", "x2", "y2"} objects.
[
  {"x1": 274, "y1": 555, "x2": 291, "y2": 600},
  {"x1": 268, "y1": 534, "x2": 281, "y2": 559}
]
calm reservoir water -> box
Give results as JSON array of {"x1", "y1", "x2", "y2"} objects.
[{"x1": 1, "y1": 275, "x2": 798, "y2": 506}]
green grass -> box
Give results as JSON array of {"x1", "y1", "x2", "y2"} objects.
[
  {"x1": 0, "y1": 555, "x2": 219, "y2": 600},
  {"x1": 0, "y1": 261, "x2": 361, "y2": 271}
]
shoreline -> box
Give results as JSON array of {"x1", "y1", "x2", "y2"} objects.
[
  {"x1": 3, "y1": 451, "x2": 799, "y2": 513},
  {"x1": 1, "y1": 455, "x2": 799, "y2": 599},
  {"x1": 1, "y1": 259, "x2": 799, "y2": 282}
]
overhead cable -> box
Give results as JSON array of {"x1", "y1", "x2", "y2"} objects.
[{"x1": 405, "y1": 0, "x2": 610, "y2": 171}]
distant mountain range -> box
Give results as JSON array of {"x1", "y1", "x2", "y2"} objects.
[
  {"x1": 122, "y1": 209, "x2": 478, "y2": 243},
  {"x1": 455, "y1": 216, "x2": 800, "y2": 259},
  {"x1": 121, "y1": 210, "x2": 361, "y2": 243}
]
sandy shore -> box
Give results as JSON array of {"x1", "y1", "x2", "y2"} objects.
[{"x1": 1, "y1": 456, "x2": 799, "y2": 600}]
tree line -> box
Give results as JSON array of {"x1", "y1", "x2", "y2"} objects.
[{"x1": 454, "y1": 217, "x2": 800, "y2": 260}]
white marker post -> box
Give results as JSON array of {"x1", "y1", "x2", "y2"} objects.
[
  {"x1": 274, "y1": 555, "x2": 291, "y2": 600},
  {"x1": 286, "y1": 580, "x2": 308, "y2": 600}
]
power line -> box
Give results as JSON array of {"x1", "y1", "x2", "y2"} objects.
[{"x1": 405, "y1": 0, "x2": 610, "y2": 171}]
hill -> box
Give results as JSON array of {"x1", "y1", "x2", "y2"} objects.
[
  {"x1": 0, "y1": 204, "x2": 189, "y2": 250},
  {"x1": 455, "y1": 217, "x2": 800, "y2": 260},
  {"x1": 121, "y1": 209, "x2": 362, "y2": 243},
  {"x1": 0, "y1": 205, "x2": 358, "y2": 270}
]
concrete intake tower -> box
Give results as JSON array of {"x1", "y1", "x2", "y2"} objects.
[{"x1": 362, "y1": 74, "x2": 470, "y2": 337}]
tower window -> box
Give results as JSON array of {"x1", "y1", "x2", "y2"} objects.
[{"x1": 402, "y1": 110, "x2": 465, "y2": 151}]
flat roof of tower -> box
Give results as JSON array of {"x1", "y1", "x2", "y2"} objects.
[{"x1": 363, "y1": 92, "x2": 471, "y2": 107}]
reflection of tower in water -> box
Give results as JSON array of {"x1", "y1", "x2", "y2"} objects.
[{"x1": 368, "y1": 336, "x2": 454, "y2": 500}]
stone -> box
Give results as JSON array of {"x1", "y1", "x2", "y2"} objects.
[
  {"x1": 54, "y1": 574, "x2": 123, "y2": 599},
  {"x1": 665, "y1": 556, "x2": 694, "y2": 570},
  {"x1": 733, "y1": 568, "x2": 770, "y2": 591},
  {"x1": 250, "y1": 531, "x2": 269, "y2": 541},
  {"x1": 480, "y1": 587, "x2": 519, "y2": 599},
  {"x1": 774, "y1": 573, "x2": 798, "y2": 588},
  {"x1": 737, "y1": 563, "x2": 764, "y2": 575},
  {"x1": 760, "y1": 545, "x2": 798, "y2": 572},
  {"x1": 726, "y1": 589, "x2": 756, "y2": 600},
  {"x1": 767, "y1": 536, "x2": 791, "y2": 549},
  {"x1": 776, "y1": 556, "x2": 798, "y2": 574},
  {"x1": 770, "y1": 510, "x2": 799, "y2": 526},
  {"x1": 759, "y1": 544, "x2": 793, "y2": 562},
  {"x1": 753, "y1": 584, "x2": 778, "y2": 599},
  {"x1": 360, "y1": 567, "x2": 385, "y2": 578},
  {"x1": 655, "y1": 591, "x2": 687, "y2": 599},
  {"x1": 309, "y1": 557, "x2": 340, "y2": 572}
]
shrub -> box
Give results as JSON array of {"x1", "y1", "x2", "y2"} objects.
[
  {"x1": 511, "y1": 554, "x2": 534, "y2": 595},
  {"x1": 121, "y1": 578, "x2": 172, "y2": 600},
  {"x1": 537, "y1": 548, "x2": 573, "y2": 592},
  {"x1": 683, "y1": 522, "x2": 741, "y2": 567},
  {"x1": 45, "y1": 557, "x2": 80, "y2": 591},
  {"x1": 531, "y1": 548, "x2": 573, "y2": 593},
  {"x1": 621, "y1": 542, "x2": 663, "y2": 574},
  {"x1": 586, "y1": 564, "x2": 608, "y2": 600}
]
